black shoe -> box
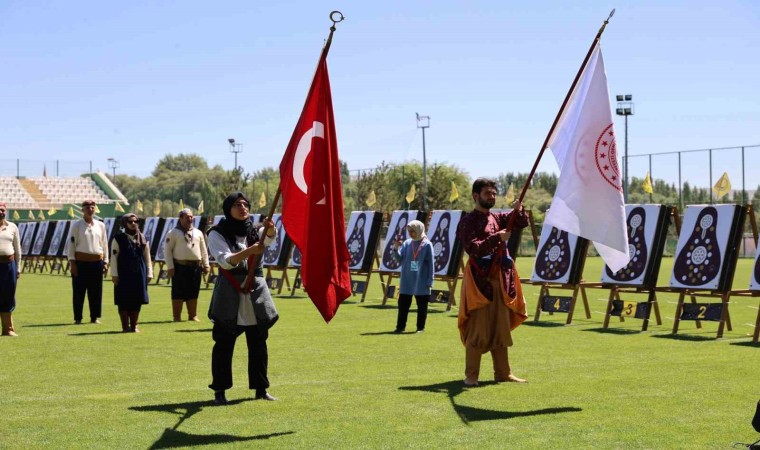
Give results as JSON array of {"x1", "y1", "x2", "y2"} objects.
[
  {"x1": 213, "y1": 391, "x2": 228, "y2": 405},
  {"x1": 254, "y1": 391, "x2": 278, "y2": 401},
  {"x1": 393, "y1": 329, "x2": 404, "y2": 334}
]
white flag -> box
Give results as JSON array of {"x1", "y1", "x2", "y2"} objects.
[{"x1": 544, "y1": 44, "x2": 630, "y2": 272}]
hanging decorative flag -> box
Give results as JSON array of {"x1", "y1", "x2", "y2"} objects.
[
  {"x1": 259, "y1": 192, "x2": 267, "y2": 208},
  {"x1": 642, "y1": 172, "x2": 654, "y2": 194},
  {"x1": 12, "y1": 210, "x2": 20, "y2": 220},
  {"x1": 48, "y1": 207, "x2": 57, "y2": 215},
  {"x1": 28, "y1": 210, "x2": 35, "y2": 220},
  {"x1": 505, "y1": 183, "x2": 515, "y2": 205},
  {"x1": 405, "y1": 184, "x2": 416, "y2": 205},
  {"x1": 179, "y1": 199, "x2": 185, "y2": 210},
  {"x1": 153, "y1": 201, "x2": 161, "y2": 216},
  {"x1": 366, "y1": 190, "x2": 377, "y2": 207},
  {"x1": 94, "y1": 205, "x2": 101, "y2": 214},
  {"x1": 543, "y1": 44, "x2": 630, "y2": 272},
  {"x1": 68, "y1": 207, "x2": 75, "y2": 218},
  {"x1": 712, "y1": 172, "x2": 731, "y2": 199},
  {"x1": 197, "y1": 200, "x2": 204, "y2": 214},
  {"x1": 449, "y1": 182, "x2": 459, "y2": 202},
  {"x1": 37, "y1": 210, "x2": 45, "y2": 220},
  {"x1": 114, "y1": 202, "x2": 125, "y2": 213},
  {"x1": 136, "y1": 200, "x2": 144, "y2": 213}
]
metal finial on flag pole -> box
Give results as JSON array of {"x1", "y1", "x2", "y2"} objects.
[
  {"x1": 507, "y1": 10, "x2": 615, "y2": 230},
  {"x1": 323, "y1": 11, "x2": 345, "y2": 55}
]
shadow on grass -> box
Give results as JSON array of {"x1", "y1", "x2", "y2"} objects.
[
  {"x1": 730, "y1": 341, "x2": 760, "y2": 348},
  {"x1": 359, "y1": 305, "x2": 396, "y2": 310},
  {"x1": 149, "y1": 428, "x2": 294, "y2": 449},
  {"x1": 521, "y1": 321, "x2": 566, "y2": 328},
  {"x1": 175, "y1": 328, "x2": 213, "y2": 333},
  {"x1": 399, "y1": 380, "x2": 582, "y2": 425},
  {"x1": 68, "y1": 331, "x2": 129, "y2": 336},
  {"x1": 25, "y1": 319, "x2": 178, "y2": 328},
  {"x1": 582, "y1": 327, "x2": 642, "y2": 335},
  {"x1": 130, "y1": 398, "x2": 295, "y2": 448},
  {"x1": 650, "y1": 333, "x2": 718, "y2": 342},
  {"x1": 360, "y1": 330, "x2": 418, "y2": 336}
]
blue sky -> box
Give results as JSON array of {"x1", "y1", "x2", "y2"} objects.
[{"x1": 1, "y1": 1, "x2": 758, "y2": 192}]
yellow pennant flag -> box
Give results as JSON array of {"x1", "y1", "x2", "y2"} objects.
[
  {"x1": 12, "y1": 210, "x2": 20, "y2": 220},
  {"x1": 94, "y1": 205, "x2": 101, "y2": 214},
  {"x1": 450, "y1": 182, "x2": 459, "y2": 202},
  {"x1": 365, "y1": 190, "x2": 377, "y2": 207},
  {"x1": 136, "y1": 199, "x2": 144, "y2": 213},
  {"x1": 405, "y1": 184, "x2": 416, "y2": 204},
  {"x1": 37, "y1": 210, "x2": 45, "y2": 220},
  {"x1": 179, "y1": 199, "x2": 184, "y2": 210},
  {"x1": 68, "y1": 207, "x2": 75, "y2": 218},
  {"x1": 48, "y1": 207, "x2": 57, "y2": 215},
  {"x1": 197, "y1": 200, "x2": 204, "y2": 214},
  {"x1": 28, "y1": 210, "x2": 35, "y2": 220},
  {"x1": 712, "y1": 172, "x2": 731, "y2": 199},
  {"x1": 153, "y1": 200, "x2": 161, "y2": 216},
  {"x1": 642, "y1": 172, "x2": 654, "y2": 194},
  {"x1": 114, "y1": 202, "x2": 125, "y2": 213},
  {"x1": 259, "y1": 192, "x2": 267, "y2": 208},
  {"x1": 505, "y1": 183, "x2": 515, "y2": 205}
]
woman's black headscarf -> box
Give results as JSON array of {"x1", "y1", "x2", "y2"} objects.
[
  {"x1": 213, "y1": 192, "x2": 258, "y2": 246},
  {"x1": 121, "y1": 213, "x2": 147, "y2": 247}
]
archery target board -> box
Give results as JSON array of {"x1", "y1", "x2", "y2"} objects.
[
  {"x1": 751, "y1": 245, "x2": 760, "y2": 290},
  {"x1": 47, "y1": 221, "x2": 70, "y2": 257},
  {"x1": 103, "y1": 217, "x2": 117, "y2": 241},
  {"x1": 212, "y1": 215, "x2": 224, "y2": 226},
  {"x1": 345, "y1": 211, "x2": 383, "y2": 272},
  {"x1": 669, "y1": 204, "x2": 745, "y2": 291},
  {"x1": 263, "y1": 214, "x2": 293, "y2": 268},
  {"x1": 531, "y1": 225, "x2": 588, "y2": 284},
  {"x1": 601, "y1": 204, "x2": 670, "y2": 287},
  {"x1": 21, "y1": 222, "x2": 38, "y2": 255},
  {"x1": 289, "y1": 245, "x2": 302, "y2": 267},
  {"x1": 427, "y1": 210, "x2": 464, "y2": 277},
  {"x1": 155, "y1": 217, "x2": 178, "y2": 262},
  {"x1": 143, "y1": 217, "x2": 165, "y2": 259},
  {"x1": 31, "y1": 221, "x2": 51, "y2": 256},
  {"x1": 379, "y1": 210, "x2": 420, "y2": 273}
]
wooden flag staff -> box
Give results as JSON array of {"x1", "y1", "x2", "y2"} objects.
[
  {"x1": 249, "y1": 11, "x2": 344, "y2": 286},
  {"x1": 507, "y1": 9, "x2": 615, "y2": 229}
]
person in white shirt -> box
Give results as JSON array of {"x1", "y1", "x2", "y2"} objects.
[
  {"x1": 207, "y1": 192, "x2": 278, "y2": 405},
  {"x1": 110, "y1": 214, "x2": 153, "y2": 332},
  {"x1": 0, "y1": 202, "x2": 21, "y2": 337},
  {"x1": 164, "y1": 208, "x2": 210, "y2": 322},
  {"x1": 66, "y1": 200, "x2": 109, "y2": 324}
]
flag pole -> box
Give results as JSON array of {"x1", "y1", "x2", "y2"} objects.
[
  {"x1": 514, "y1": 10, "x2": 615, "y2": 208},
  {"x1": 261, "y1": 11, "x2": 344, "y2": 229},
  {"x1": 251, "y1": 11, "x2": 344, "y2": 278},
  {"x1": 504, "y1": 10, "x2": 614, "y2": 232}
]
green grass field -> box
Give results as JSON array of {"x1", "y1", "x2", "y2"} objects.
[{"x1": 2, "y1": 257, "x2": 759, "y2": 449}]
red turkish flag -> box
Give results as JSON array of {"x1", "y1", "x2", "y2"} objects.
[{"x1": 279, "y1": 51, "x2": 352, "y2": 323}]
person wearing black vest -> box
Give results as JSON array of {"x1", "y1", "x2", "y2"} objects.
[{"x1": 206, "y1": 192, "x2": 278, "y2": 405}]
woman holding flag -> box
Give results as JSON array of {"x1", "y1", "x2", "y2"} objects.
[{"x1": 206, "y1": 192, "x2": 279, "y2": 405}]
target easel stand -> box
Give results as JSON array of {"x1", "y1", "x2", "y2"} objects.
[
  {"x1": 726, "y1": 204, "x2": 759, "y2": 343},
  {"x1": 665, "y1": 204, "x2": 747, "y2": 339},
  {"x1": 581, "y1": 204, "x2": 676, "y2": 331},
  {"x1": 528, "y1": 224, "x2": 591, "y2": 324}
]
